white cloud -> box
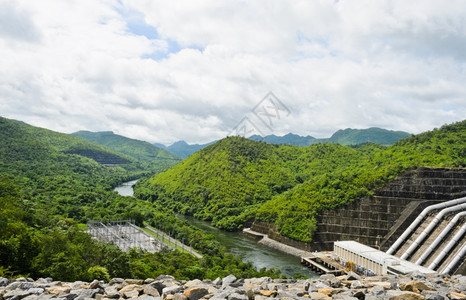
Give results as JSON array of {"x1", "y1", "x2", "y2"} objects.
[{"x1": 0, "y1": 0, "x2": 465, "y2": 144}]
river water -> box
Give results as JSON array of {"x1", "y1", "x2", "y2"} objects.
[
  {"x1": 113, "y1": 181, "x2": 318, "y2": 278},
  {"x1": 113, "y1": 179, "x2": 138, "y2": 196}
]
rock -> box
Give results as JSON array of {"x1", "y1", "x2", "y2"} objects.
[
  {"x1": 212, "y1": 278, "x2": 222, "y2": 286},
  {"x1": 103, "y1": 286, "x2": 119, "y2": 299},
  {"x1": 308, "y1": 281, "x2": 329, "y2": 293},
  {"x1": 366, "y1": 281, "x2": 391, "y2": 290},
  {"x1": 422, "y1": 292, "x2": 445, "y2": 300},
  {"x1": 350, "y1": 281, "x2": 363, "y2": 289},
  {"x1": 46, "y1": 286, "x2": 71, "y2": 295},
  {"x1": 346, "y1": 272, "x2": 361, "y2": 281},
  {"x1": 19, "y1": 283, "x2": 34, "y2": 290},
  {"x1": 70, "y1": 288, "x2": 100, "y2": 300},
  {"x1": 369, "y1": 285, "x2": 385, "y2": 296},
  {"x1": 162, "y1": 286, "x2": 181, "y2": 297},
  {"x1": 227, "y1": 293, "x2": 248, "y2": 300},
  {"x1": 319, "y1": 274, "x2": 336, "y2": 282},
  {"x1": 124, "y1": 280, "x2": 144, "y2": 285},
  {"x1": 0, "y1": 278, "x2": 9, "y2": 287},
  {"x1": 173, "y1": 293, "x2": 188, "y2": 300},
  {"x1": 388, "y1": 291, "x2": 425, "y2": 300},
  {"x1": 183, "y1": 280, "x2": 203, "y2": 289},
  {"x1": 317, "y1": 287, "x2": 333, "y2": 296},
  {"x1": 143, "y1": 285, "x2": 160, "y2": 297},
  {"x1": 308, "y1": 292, "x2": 332, "y2": 300},
  {"x1": 124, "y1": 290, "x2": 139, "y2": 298},
  {"x1": 89, "y1": 280, "x2": 102, "y2": 289},
  {"x1": 3, "y1": 289, "x2": 31, "y2": 300},
  {"x1": 221, "y1": 275, "x2": 237, "y2": 290},
  {"x1": 143, "y1": 279, "x2": 155, "y2": 285},
  {"x1": 108, "y1": 279, "x2": 124, "y2": 285},
  {"x1": 400, "y1": 281, "x2": 436, "y2": 293},
  {"x1": 183, "y1": 287, "x2": 208, "y2": 300},
  {"x1": 450, "y1": 292, "x2": 466, "y2": 300},
  {"x1": 16, "y1": 278, "x2": 27, "y2": 283},
  {"x1": 119, "y1": 284, "x2": 144, "y2": 294}
]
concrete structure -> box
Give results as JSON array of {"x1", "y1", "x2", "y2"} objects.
[{"x1": 334, "y1": 241, "x2": 437, "y2": 276}]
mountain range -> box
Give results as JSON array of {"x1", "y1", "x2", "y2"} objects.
[{"x1": 155, "y1": 127, "x2": 411, "y2": 158}]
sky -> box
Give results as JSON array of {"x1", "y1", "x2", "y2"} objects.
[{"x1": 1, "y1": 0, "x2": 465, "y2": 145}]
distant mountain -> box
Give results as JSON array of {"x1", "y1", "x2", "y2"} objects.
[
  {"x1": 327, "y1": 127, "x2": 411, "y2": 145},
  {"x1": 157, "y1": 127, "x2": 410, "y2": 158},
  {"x1": 72, "y1": 131, "x2": 182, "y2": 172},
  {"x1": 154, "y1": 140, "x2": 215, "y2": 158}
]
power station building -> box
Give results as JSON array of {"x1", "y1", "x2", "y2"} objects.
[{"x1": 334, "y1": 241, "x2": 437, "y2": 276}]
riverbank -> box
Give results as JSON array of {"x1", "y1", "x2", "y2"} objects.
[
  {"x1": 1, "y1": 273, "x2": 465, "y2": 300},
  {"x1": 243, "y1": 228, "x2": 312, "y2": 258}
]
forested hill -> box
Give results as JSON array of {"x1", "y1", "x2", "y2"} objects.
[
  {"x1": 1, "y1": 116, "x2": 280, "y2": 281},
  {"x1": 135, "y1": 120, "x2": 466, "y2": 242},
  {"x1": 72, "y1": 131, "x2": 181, "y2": 172}
]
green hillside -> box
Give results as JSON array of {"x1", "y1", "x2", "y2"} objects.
[
  {"x1": 72, "y1": 131, "x2": 181, "y2": 172},
  {"x1": 135, "y1": 120, "x2": 466, "y2": 242},
  {"x1": 0, "y1": 116, "x2": 280, "y2": 280}
]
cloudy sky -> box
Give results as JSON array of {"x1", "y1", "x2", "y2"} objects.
[{"x1": 1, "y1": 0, "x2": 465, "y2": 145}]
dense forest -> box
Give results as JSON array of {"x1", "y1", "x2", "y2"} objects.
[
  {"x1": 0, "y1": 116, "x2": 280, "y2": 281},
  {"x1": 135, "y1": 120, "x2": 466, "y2": 242}
]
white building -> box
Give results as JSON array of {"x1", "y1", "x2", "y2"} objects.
[{"x1": 334, "y1": 241, "x2": 437, "y2": 276}]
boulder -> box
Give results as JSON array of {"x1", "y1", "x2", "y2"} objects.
[
  {"x1": 46, "y1": 286, "x2": 71, "y2": 295},
  {"x1": 143, "y1": 285, "x2": 160, "y2": 298},
  {"x1": 221, "y1": 275, "x2": 237, "y2": 290},
  {"x1": 183, "y1": 287, "x2": 208, "y2": 300}
]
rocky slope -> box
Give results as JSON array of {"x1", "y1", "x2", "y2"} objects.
[{"x1": 1, "y1": 272, "x2": 465, "y2": 300}]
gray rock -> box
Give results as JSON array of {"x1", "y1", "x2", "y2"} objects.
[
  {"x1": 70, "y1": 282, "x2": 87, "y2": 289},
  {"x1": 16, "y1": 278, "x2": 27, "y2": 283},
  {"x1": 89, "y1": 280, "x2": 102, "y2": 289},
  {"x1": 184, "y1": 287, "x2": 208, "y2": 300},
  {"x1": 173, "y1": 293, "x2": 188, "y2": 300},
  {"x1": 308, "y1": 281, "x2": 329, "y2": 293},
  {"x1": 422, "y1": 291, "x2": 445, "y2": 300},
  {"x1": 103, "y1": 286, "x2": 119, "y2": 299},
  {"x1": 346, "y1": 272, "x2": 361, "y2": 281},
  {"x1": 221, "y1": 275, "x2": 237, "y2": 289},
  {"x1": 350, "y1": 280, "x2": 363, "y2": 289},
  {"x1": 156, "y1": 275, "x2": 174, "y2": 281},
  {"x1": 277, "y1": 290, "x2": 299, "y2": 299},
  {"x1": 4, "y1": 289, "x2": 32, "y2": 300},
  {"x1": 212, "y1": 278, "x2": 222, "y2": 286},
  {"x1": 369, "y1": 285, "x2": 385, "y2": 296},
  {"x1": 1, "y1": 278, "x2": 9, "y2": 287},
  {"x1": 5, "y1": 282, "x2": 22, "y2": 291},
  {"x1": 227, "y1": 293, "x2": 248, "y2": 300},
  {"x1": 143, "y1": 278, "x2": 155, "y2": 284},
  {"x1": 162, "y1": 285, "x2": 181, "y2": 297},
  {"x1": 69, "y1": 288, "x2": 99, "y2": 300},
  {"x1": 143, "y1": 285, "x2": 160, "y2": 297},
  {"x1": 26, "y1": 289, "x2": 44, "y2": 295},
  {"x1": 19, "y1": 283, "x2": 34, "y2": 290},
  {"x1": 108, "y1": 278, "x2": 124, "y2": 285}
]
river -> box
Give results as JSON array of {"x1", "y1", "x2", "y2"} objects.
[
  {"x1": 113, "y1": 179, "x2": 138, "y2": 196},
  {"x1": 113, "y1": 180, "x2": 318, "y2": 278}
]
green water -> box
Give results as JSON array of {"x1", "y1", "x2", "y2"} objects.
[{"x1": 180, "y1": 215, "x2": 318, "y2": 278}]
